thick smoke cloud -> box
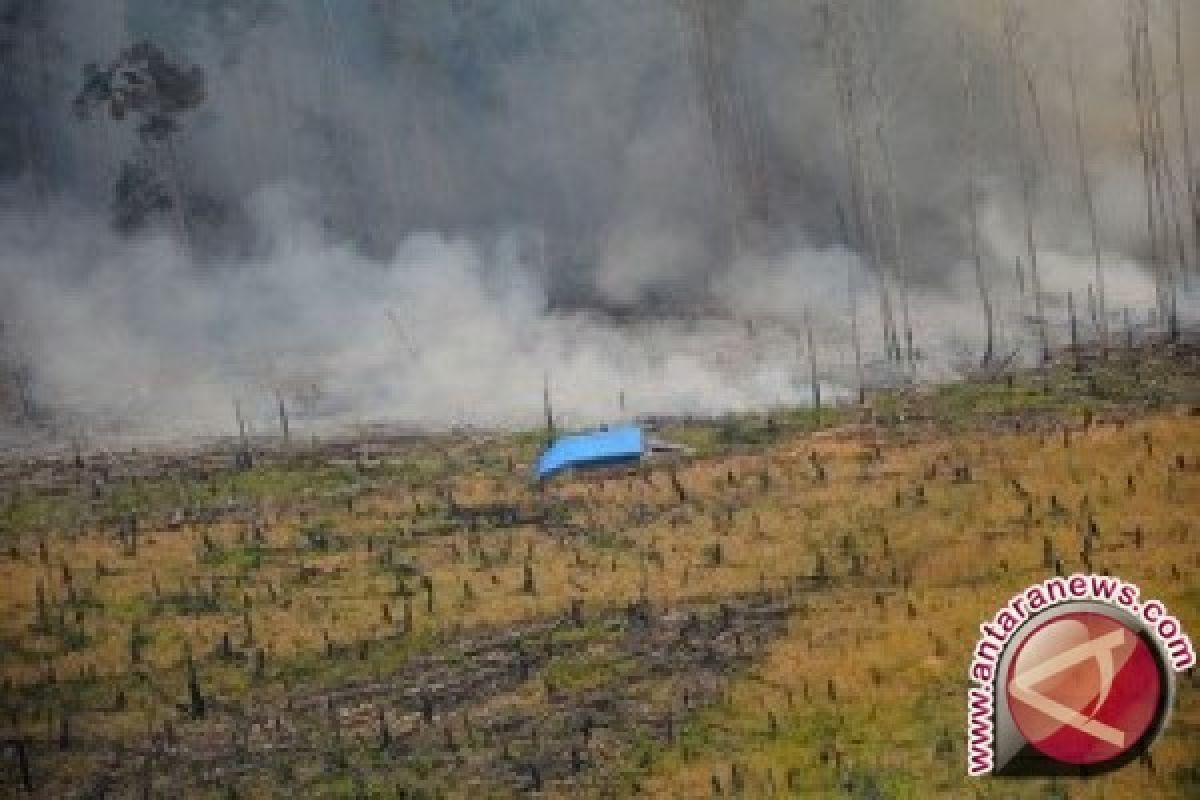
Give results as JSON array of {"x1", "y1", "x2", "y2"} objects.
[
  {"x1": 0, "y1": 0, "x2": 1195, "y2": 446},
  {"x1": 0, "y1": 186, "x2": 870, "y2": 441}
]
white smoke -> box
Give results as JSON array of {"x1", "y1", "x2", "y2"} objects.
[
  {"x1": 1, "y1": 0, "x2": 1196, "y2": 448},
  {"x1": 0, "y1": 186, "x2": 861, "y2": 442}
]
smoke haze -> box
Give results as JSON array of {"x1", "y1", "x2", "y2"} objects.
[{"x1": 0, "y1": 0, "x2": 1195, "y2": 445}]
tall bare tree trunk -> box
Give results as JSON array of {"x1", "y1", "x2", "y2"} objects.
[
  {"x1": 1141, "y1": 8, "x2": 1181, "y2": 339},
  {"x1": 1068, "y1": 56, "x2": 1108, "y2": 351},
  {"x1": 850, "y1": 270, "x2": 865, "y2": 404},
  {"x1": 680, "y1": 0, "x2": 764, "y2": 257},
  {"x1": 233, "y1": 399, "x2": 251, "y2": 469},
  {"x1": 960, "y1": 40, "x2": 995, "y2": 367},
  {"x1": 825, "y1": 4, "x2": 868, "y2": 399},
  {"x1": 826, "y1": 3, "x2": 899, "y2": 365},
  {"x1": 861, "y1": 61, "x2": 900, "y2": 363},
  {"x1": 1022, "y1": 67, "x2": 1054, "y2": 174},
  {"x1": 876, "y1": 118, "x2": 915, "y2": 371},
  {"x1": 542, "y1": 372, "x2": 555, "y2": 440},
  {"x1": 860, "y1": 145, "x2": 899, "y2": 362},
  {"x1": 1128, "y1": 3, "x2": 1163, "y2": 320},
  {"x1": 1068, "y1": 291, "x2": 1080, "y2": 371},
  {"x1": 837, "y1": 202, "x2": 866, "y2": 405},
  {"x1": 1023, "y1": 63, "x2": 1068, "y2": 362},
  {"x1": 276, "y1": 390, "x2": 290, "y2": 445},
  {"x1": 1003, "y1": 10, "x2": 1048, "y2": 364},
  {"x1": 805, "y1": 309, "x2": 820, "y2": 412},
  {"x1": 1177, "y1": 0, "x2": 1199, "y2": 274}
]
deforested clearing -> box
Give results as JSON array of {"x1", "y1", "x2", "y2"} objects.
[{"x1": 1, "y1": 350, "x2": 1198, "y2": 797}]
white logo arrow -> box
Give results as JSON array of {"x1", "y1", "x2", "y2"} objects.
[{"x1": 1008, "y1": 628, "x2": 1127, "y2": 747}]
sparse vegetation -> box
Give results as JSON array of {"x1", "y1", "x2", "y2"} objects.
[{"x1": 1, "y1": 351, "x2": 1198, "y2": 797}]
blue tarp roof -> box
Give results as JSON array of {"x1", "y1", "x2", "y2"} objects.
[{"x1": 535, "y1": 424, "x2": 645, "y2": 480}]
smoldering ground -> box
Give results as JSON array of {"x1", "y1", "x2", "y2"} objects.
[
  {"x1": 0, "y1": 185, "x2": 1169, "y2": 445},
  {"x1": 0, "y1": 0, "x2": 1195, "y2": 445},
  {"x1": 0, "y1": 186, "x2": 876, "y2": 440}
]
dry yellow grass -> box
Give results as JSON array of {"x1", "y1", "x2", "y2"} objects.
[
  {"x1": 636, "y1": 411, "x2": 1200, "y2": 799},
  {"x1": 1, "y1": 395, "x2": 1197, "y2": 796}
]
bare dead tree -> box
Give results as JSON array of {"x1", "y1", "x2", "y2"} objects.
[
  {"x1": 542, "y1": 371, "x2": 555, "y2": 441},
  {"x1": 837, "y1": 203, "x2": 867, "y2": 404},
  {"x1": 875, "y1": 116, "x2": 915, "y2": 371},
  {"x1": 860, "y1": 135, "x2": 900, "y2": 362},
  {"x1": 1138, "y1": 2, "x2": 1184, "y2": 336},
  {"x1": 1003, "y1": 8, "x2": 1049, "y2": 364},
  {"x1": 850, "y1": 8, "x2": 900, "y2": 361},
  {"x1": 822, "y1": 2, "x2": 868, "y2": 401},
  {"x1": 1022, "y1": 64, "x2": 1054, "y2": 175},
  {"x1": 1088, "y1": 283, "x2": 1099, "y2": 332},
  {"x1": 850, "y1": 268, "x2": 866, "y2": 404},
  {"x1": 1067, "y1": 53, "x2": 1108, "y2": 350},
  {"x1": 1126, "y1": 0, "x2": 1182, "y2": 331},
  {"x1": 1127, "y1": 3, "x2": 1162, "y2": 316},
  {"x1": 1176, "y1": 0, "x2": 1198, "y2": 272},
  {"x1": 1141, "y1": 7, "x2": 1183, "y2": 338},
  {"x1": 826, "y1": 3, "x2": 900, "y2": 366},
  {"x1": 679, "y1": 0, "x2": 768, "y2": 255},
  {"x1": 825, "y1": 2, "x2": 866, "y2": 252},
  {"x1": 275, "y1": 389, "x2": 290, "y2": 445},
  {"x1": 233, "y1": 399, "x2": 251, "y2": 470},
  {"x1": 959, "y1": 36, "x2": 996, "y2": 367},
  {"x1": 805, "y1": 309, "x2": 820, "y2": 412},
  {"x1": 1068, "y1": 291, "x2": 1081, "y2": 371}
]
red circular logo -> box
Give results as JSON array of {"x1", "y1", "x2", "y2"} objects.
[{"x1": 1006, "y1": 611, "x2": 1162, "y2": 765}]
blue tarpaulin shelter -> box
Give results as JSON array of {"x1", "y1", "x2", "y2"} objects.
[{"x1": 535, "y1": 425, "x2": 645, "y2": 480}]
